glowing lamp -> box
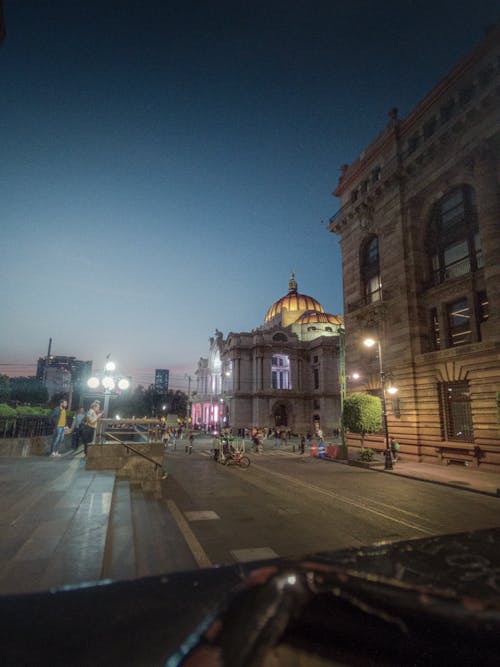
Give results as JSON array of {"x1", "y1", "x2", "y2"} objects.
[
  {"x1": 87, "y1": 377, "x2": 100, "y2": 389},
  {"x1": 102, "y1": 376, "x2": 115, "y2": 390},
  {"x1": 118, "y1": 378, "x2": 130, "y2": 390}
]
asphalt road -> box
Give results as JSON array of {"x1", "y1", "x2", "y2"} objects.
[{"x1": 162, "y1": 438, "x2": 500, "y2": 568}]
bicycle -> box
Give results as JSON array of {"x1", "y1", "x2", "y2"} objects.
[{"x1": 224, "y1": 450, "x2": 250, "y2": 469}]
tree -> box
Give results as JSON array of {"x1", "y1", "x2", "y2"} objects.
[
  {"x1": 9, "y1": 377, "x2": 48, "y2": 405},
  {"x1": 343, "y1": 392, "x2": 382, "y2": 449},
  {"x1": 0, "y1": 375, "x2": 10, "y2": 402}
]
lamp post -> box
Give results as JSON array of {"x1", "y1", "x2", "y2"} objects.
[
  {"x1": 338, "y1": 326, "x2": 348, "y2": 459},
  {"x1": 185, "y1": 374, "x2": 192, "y2": 428},
  {"x1": 363, "y1": 338, "x2": 397, "y2": 470},
  {"x1": 87, "y1": 358, "x2": 130, "y2": 418}
]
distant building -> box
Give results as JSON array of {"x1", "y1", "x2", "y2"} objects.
[
  {"x1": 37, "y1": 355, "x2": 92, "y2": 406},
  {"x1": 329, "y1": 24, "x2": 500, "y2": 469},
  {"x1": 155, "y1": 369, "x2": 170, "y2": 392},
  {"x1": 192, "y1": 274, "x2": 344, "y2": 435}
]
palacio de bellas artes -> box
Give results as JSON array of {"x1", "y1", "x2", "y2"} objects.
[
  {"x1": 329, "y1": 23, "x2": 500, "y2": 470},
  {"x1": 191, "y1": 273, "x2": 344, "y2": 436}
]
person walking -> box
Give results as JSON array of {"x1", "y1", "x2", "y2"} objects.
[{"x1": 49, "y1": 399, "x2": 68, "y2": 457}]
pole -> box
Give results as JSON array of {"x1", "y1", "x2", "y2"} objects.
[
  {"x1": 338, "y1": 327, "x2": 348, "y2": 459},
  {"x1": 377, "y1": 340, "x2": 393, "y2": 470},
  {"x1": 185, "y1": 374, "x2": 191, "y2": 426},
  {"x1": 42, "y1": 337, "x2": 52, "y2": 387},
  {"x1": 103, "y1": 389, "x2": 111, "y2": 419}
]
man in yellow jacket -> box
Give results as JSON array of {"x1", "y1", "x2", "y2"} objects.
[{"x1": 50, "y1": 399, "x2": 68, "y2": 458}]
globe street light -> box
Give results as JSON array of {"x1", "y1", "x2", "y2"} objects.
[
  {"x1": 87, "y1": 358, "x2": 130, "y2": 418},
  {"x1": 363, "y1": 337, "x2": 397, "y2": 470}
]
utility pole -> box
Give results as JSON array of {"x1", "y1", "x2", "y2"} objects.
[
  {"x1": 42, "y1": 337, "x2": 52, "y2": 387},
  {"x1": 185, "y1": 374, "x2": 192, "y2": 425}
]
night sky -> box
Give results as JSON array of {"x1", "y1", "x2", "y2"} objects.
[{"x1": 1, "y1": 0, "x2": 498, "y2": 388}]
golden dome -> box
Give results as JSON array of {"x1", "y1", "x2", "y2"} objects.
[
  {"x1": 295, "y1": 310, "x2": 343, "y2": 325},
  {"x1": 264, "y1": 273, "x2": 325, "y2": 324}
]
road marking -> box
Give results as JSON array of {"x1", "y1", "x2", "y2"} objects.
[
  {"x1": 185, "y1": 510, "x2": 220, "y2": 521},
  {"x1": 165, "y1": 499, "x2": 212, "y2": 568},
  {"x1": 250, "y1": 463, "x2": 435, "y2": 535},
  {"x1": 230, "y1": 547, "x2": 279, "y2": 562}
]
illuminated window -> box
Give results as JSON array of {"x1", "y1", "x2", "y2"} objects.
[
  {"x1": 447, "y1": 298, "x2": 471, "y2": 346},
  {"x1": 361, "y1": 236, "x2": 381, "y2": 303},
  {"x1": 272, "y1": 354, "x2": 291, "y2": 390},
  {"x1": 438, "y1": 381, "x2": 474, "y2": 442}
]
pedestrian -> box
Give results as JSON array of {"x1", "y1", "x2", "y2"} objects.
[
  {"x1": 49, "y1": 399, "x2": 68, "y2": 457},
  {"x1": 71, "y1": 407, "x2": 86, "y2": 449},
  {"x1": 81, "y1": 400, "x2": 103, "y2": 455},
  {"x1": 300, "y1": 435, "x2": 305, "y2": 455}
]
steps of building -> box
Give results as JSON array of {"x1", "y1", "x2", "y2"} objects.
[
  {"x1": 0, "y1": 457, "x2": 115, "y2": 594},
  {"x1": 101, "y1": 479, "x2": 200, "y2": 583}
]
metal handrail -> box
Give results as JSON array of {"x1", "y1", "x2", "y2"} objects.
[{"x1": 103, "y1": 430, "x2": 163, "y2": 472}]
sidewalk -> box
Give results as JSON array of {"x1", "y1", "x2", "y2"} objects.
[
  {"x1": 383, "y1": 458, "x2": 500, "y2": 497},
  {"x1": 265, "y1": 437, "x2": 500, "y2": 498},
  {"x1": 334, "y1": 448, "x2": 500, "y2": 498}
]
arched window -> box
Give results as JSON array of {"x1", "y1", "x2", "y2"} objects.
[
  {"x1": 361, "y1": 236, "x2": 381, "y2": 303},
  {"x1": 428, "y1": 186, "x2": 481, "y2": 286},
  {"x1": 272, "y1": 354, "x2": 291, "y2": 389},
  {"x1": 272, "y1": 333, "x2": 287, "y2": 342}
]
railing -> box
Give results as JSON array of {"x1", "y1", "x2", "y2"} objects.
[
  {"x1": 95, "y1": 418, "x2": 167, "y2": 476},
  {"x1": 96, "y1": 418, "x2": 168, "y2": 444},
  {"x1": 103, "y1": 430, "x2": 164, "y2": 475},
  {"x1": 432, "y1": 256, "x2": 471, "y2": 285},
  {"x1": 0, "y1": 416, "x2": 52, "y2": 439}
]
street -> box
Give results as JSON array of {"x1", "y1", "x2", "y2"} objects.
[{"x1": 162, "y1": 437, "x2": 500, "y2": 568}]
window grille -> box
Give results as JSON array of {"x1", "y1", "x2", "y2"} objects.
[{"x1": 438, "y1": 381, "x2": 474, "y2": 442}]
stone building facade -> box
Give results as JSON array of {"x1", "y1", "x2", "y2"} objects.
[
  {"x1": 191, "y1": 275, "x2": 344, "y2": 435},
  {"x1": 329, "y1": 25, "x2": 500, "y2": 469}
]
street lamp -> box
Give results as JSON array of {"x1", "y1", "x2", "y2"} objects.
[
  {"x1": 87, "y1": 357, "x2": 130, "y2": 418},
  {"x1": 363, "y1": 337, "x2": 397, "y2": 470},
  {"x1": 338, "y1": 326, "x2": 348, "y2": 459}
]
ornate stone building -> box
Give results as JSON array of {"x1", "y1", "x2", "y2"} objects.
[
  {"x1": 191, "y1": 275, "x2": 343, "y2": 434},
  {"x1": 329, "y1": 25, "x2": 500, "y2": 469}
]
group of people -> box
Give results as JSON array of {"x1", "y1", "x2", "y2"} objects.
[
  {"x1": 215, "y1": 427, "x2": 317, "y2": 455},
  {"x1": 49, "y1": 399, "x2": 104, "y2": 457}
]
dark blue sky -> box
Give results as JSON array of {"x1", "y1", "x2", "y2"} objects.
[{"x1": 1, "y1": 0, "x2": 498, "y2": 387}]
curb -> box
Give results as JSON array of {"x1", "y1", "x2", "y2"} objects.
[
  {"x1": 381, "y1": 467, "x2": 500, "y2": 499},
  {"x1": 318, "y1": 454, "x2": 500, "y2": 498}
]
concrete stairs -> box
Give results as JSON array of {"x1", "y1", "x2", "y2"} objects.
[
  {"x1": 101, "y1": 479, "x2": 197, "y2": 582},
  {"x1": 0, "y1": 455, "x2": 196, "y2": 596}
]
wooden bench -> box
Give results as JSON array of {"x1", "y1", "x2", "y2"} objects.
[{"x1": 435, "y1": 444, "x2": 482, "y2": 466}]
